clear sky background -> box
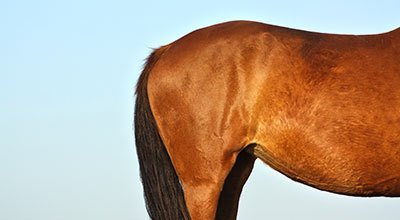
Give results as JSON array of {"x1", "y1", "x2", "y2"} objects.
[{"x1": 1, "y1": 0, "x2": 400, "y2": 219}]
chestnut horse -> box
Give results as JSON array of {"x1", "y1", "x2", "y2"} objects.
[{"x1": 135, "y1": 21, "x2": 400, "y2": 220}]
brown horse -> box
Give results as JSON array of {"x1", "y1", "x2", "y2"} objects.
[{"x1": 134, "y1": 20, "x2": 400, "y2": 220}]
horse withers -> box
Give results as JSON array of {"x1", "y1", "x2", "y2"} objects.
[{"x1": 135, "y1": 21, "x2": 400, "y2": 220}]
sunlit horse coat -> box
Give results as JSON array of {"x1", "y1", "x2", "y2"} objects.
[{"x1": 135, "y1": 21, "x2": 400, "y2": 220}]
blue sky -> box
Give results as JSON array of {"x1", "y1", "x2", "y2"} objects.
[{"x1": 1, "y1": 0, "x2": 399, "y2": 219}]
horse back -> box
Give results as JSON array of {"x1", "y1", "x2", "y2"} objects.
[{"x1": 147, "y1": 21, "x2": 400, "y2": 196}]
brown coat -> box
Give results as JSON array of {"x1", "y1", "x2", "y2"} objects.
[{"x1": 136, "y1": 21, "x2": 400, "y2": 220}]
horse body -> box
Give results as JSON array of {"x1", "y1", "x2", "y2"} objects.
[{"x1": 136, "y1": 21, "x2": 400, "y2": 219}]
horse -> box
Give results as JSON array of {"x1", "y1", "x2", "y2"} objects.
[{"x1": 134, "y1": 20, "x2": 400, "y2": 220}]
